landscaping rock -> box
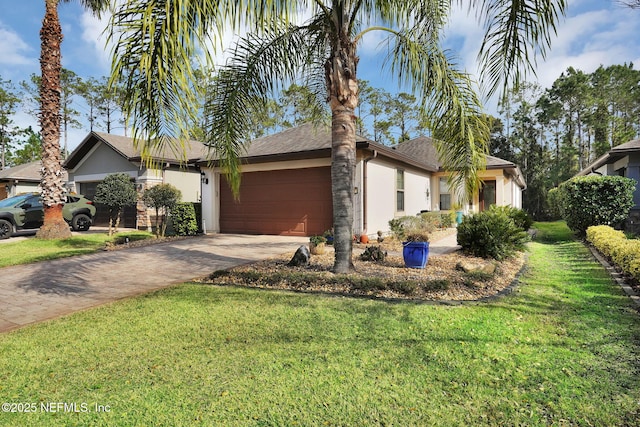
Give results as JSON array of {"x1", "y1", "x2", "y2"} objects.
[
  {"x1": 288, "y1": 245, "x2": 311, "y2": 266},
  {"x1": 456, "y1": 260, "x2": 496, "y2": 275}
]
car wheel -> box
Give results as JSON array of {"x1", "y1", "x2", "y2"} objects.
[
  {"x1": 0, "y1": 219, "x2": 13, "y2": 239},
  {"x1": 71, "y1": 214, "x2": 91, "y2": 231}
]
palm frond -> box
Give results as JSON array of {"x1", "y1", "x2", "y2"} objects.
[
  {"x1": 385, "y1": 27, "x2": 489, "y2": 199},
  {"x1": 204, "y1": 23, "x2": 328, "y2": 195},
  {"x1": 107, "y1": 0, "x2": 298, "y2": 163},
  {"x1": 470, "y1": 0, "x2": 567, "y2": 97}
]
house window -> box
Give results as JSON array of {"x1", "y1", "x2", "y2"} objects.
[
  {"x1": 439, "y1": 177, "x2": 451, "y2": 210},
  {"x1": 396, "y1": 169, "x2": 405, "y2": 212}
]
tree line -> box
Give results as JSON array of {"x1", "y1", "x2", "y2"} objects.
[
  {"x1": 1, "y1": 68, "x2": 434, "y2": 171},
  {"x1": 0, "y1": 70, "x2": 126, "y2": 169},
  {"x1": 489, "y1": 63, "x2": 640, "y2": 220}
]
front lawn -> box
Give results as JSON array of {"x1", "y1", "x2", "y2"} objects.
[
  {"x1": 0, "y1": 231, "x2": 155, "y2": 267},
  {"x1": 0, "y1": 222, "x2": 639, "y2": 426}
]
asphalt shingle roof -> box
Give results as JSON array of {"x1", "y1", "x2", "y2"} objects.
[
  {"x1": 0, "y1": 161, "x2": 67, "y2": 182},
  {"x1": 64, "y1": 132, "x2": 209, "y2": 169},
  {"x1": 392, "y1": 136, "x2": 519, "y2": 170}
]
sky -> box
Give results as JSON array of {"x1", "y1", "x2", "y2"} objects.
[{"x1": 0, "y1": 0, "x2": 639, "y2": 152}]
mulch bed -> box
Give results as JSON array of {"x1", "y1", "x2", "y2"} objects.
[{"x1": 196, "y1": 230, "x2": 527, "y2": 302}]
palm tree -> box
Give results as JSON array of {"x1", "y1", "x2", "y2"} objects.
[
  {"x1": 108, "y1": 0, "x2": 566, "y2": 273},
  {"x1": 37, "y1": 0, "x2": 108, "y2": 239}
]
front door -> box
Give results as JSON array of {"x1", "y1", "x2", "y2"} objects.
[{"x1": 479, "y1": 181, "x2": 496, "y2": 211}]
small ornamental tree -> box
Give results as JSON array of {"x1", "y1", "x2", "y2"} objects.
[
  {"x1": 143, "y1": 184, "x2": 181, "y2": 237},
  {"x1": 559, "y1": 175, "x2": 635, "y2": 236},
  {"x1": 94, "y1": 173, "x2": 137, "y2": 235}
]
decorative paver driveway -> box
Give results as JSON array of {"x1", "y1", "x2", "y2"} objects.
[{"x1": 0, "y1": 234, "x2": 306, "y2": 333}]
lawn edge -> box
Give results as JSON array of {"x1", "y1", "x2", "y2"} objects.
[{"x1": 587, "y1": 244, "x2": 640, "y2": 310}]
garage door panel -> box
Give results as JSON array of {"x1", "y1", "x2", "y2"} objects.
[{"x1": 220, "y1": 167, "x2": 332, "y2": 236}]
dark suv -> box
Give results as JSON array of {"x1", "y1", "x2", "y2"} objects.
[{"x1": 0, "y1": 193, "x2": 97, "y2": 239}]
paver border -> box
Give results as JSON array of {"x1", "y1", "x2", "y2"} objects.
[{"x1": 587, "y1": 245, "x2": 640, "y2": 310}]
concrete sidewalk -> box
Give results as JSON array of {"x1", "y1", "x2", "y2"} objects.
[
  {"x1": 428, "y1": 231, "x2": 460, "y2": 255},
  {"x1": 0, "y1": 234, "x2": 306, "y2": 333}
]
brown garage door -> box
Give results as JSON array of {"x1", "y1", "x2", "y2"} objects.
[{"x1": 220, "y1": 167, "x2": 332, "y2": 236}]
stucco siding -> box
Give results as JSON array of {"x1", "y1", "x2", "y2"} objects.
[
  {"x1": 364, "y1": 158, "x2": 431, "y2": 236},
  {"x1": 404, "y1": 169, "x2": 431, "y2": 215},
  {"x1": 364, "y1": 161, "x2": 395, "y2": 236},
  {"x1": 163, "y1": 169, "x2": 201, "y2": 202},
  {"x1": 67, "y1": 142, "x2": 135, "y2": 180}
]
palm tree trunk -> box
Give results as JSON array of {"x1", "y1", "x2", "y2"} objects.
[
  {"x1": 331, "y1": 107, "x2": 357, "y2": 273},
  {"x1": 327, "y1": 33, "x2": 359, "y2": 274},
  {"x1": 37, "y1": 0, "x2": 71, "y2": 239}
]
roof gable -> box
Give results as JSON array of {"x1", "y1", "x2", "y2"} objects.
[{"x1": 64, "y1": 132, "x2": 208, "y2": 169}]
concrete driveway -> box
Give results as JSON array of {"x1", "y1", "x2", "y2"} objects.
[{"x1": 0, "y1": 234, "x2": 306, "y2": 333}]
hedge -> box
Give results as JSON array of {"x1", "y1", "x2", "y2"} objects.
[
  {"x1": 586, "y1": 225, "x2": 640, "y2": 282},
  {"x1": 559, "y1": 175, "x2": 635, "y2": 236}
]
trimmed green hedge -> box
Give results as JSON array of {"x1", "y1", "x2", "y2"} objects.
[
  {"x1": 586, "y1": 225, "x2": 640, "y2": 282},
  {"x1": 559, "y1": 175, "x2": 635, "y2": 236},
  {"x1": 172, "y1": 203, "x2": 199, "y2": 236}
]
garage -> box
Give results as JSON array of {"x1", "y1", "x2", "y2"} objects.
[{"x1": 220, "y1": 167, "x2": 332, "y2": 236}]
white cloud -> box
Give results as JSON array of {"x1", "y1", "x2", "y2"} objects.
[
  {"x1": 0, "y1": 23, "x2": 34, "y2": 67},
  {"x1": 79, "y1": 10, "x2": 112, "y2": 72}
]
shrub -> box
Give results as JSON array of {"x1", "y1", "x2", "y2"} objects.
[
  {"x1": 457, "y1": 206, "x2": 530, "y2": 260},
  {"x1": 440, "y1": 211, "x2": 455, "y2": 228},
  {"x1": 309, "y1": 235, "x2": 327, "y2": 245},
  {"x1": 420, "y1": 212, "x2": 443, "y2": 229},
  {"x1": 423, "y1": 279, "x2": 450, "y2": 291},
  {"x1": 360, "y1": 246, "x2": 387, "y2": 262},
  {"x1": 559, "y1": 175, "x2": 635, "y2": 236},
  {"x1": 349, "y1": 277, "x2": 387, "y2": 292},
  {"x1": 586, "y1": 224, "x2": 640, "y2": 282},
  {"x1": 389, "y1": 216, "x2": 420, "y2": 239},
  {"x1": 504, "y1": 207, "x2": 533, "y2": 231},
  {"x1": 143, "y1": 184, "x2": 182, "y2": 237},
  {"x1": 388, "y1": 281, "x2": 418, "y2": 295},
  {"x1": 547, "y1": 187, "x2": 563, "y2": 220},
  {"x1": 389, "y1": 215, "x2": 436, "y2": 240},
  {"x1": 172, "y1": 203, "x2": 199, "y2": 236}
]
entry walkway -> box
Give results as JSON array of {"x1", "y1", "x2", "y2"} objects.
[{"x1": 0, "y1": 234, "x2": 306, "y2": 333}]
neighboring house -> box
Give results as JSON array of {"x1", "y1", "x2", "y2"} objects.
[
  {"x1": 64, "y1": 132, "x2": 206, "y2": 229},
  {"x1": 576, "y1": 138, "x2": 640, "y2": 231},
  {"x1": 199, "y1": 124, "x2": 526, "y2": 237},
  {"x1": 393, "y1": 136, "x2": 526, "y2": 213},
  {"x1": 0, "y1": 161, "x2": 68, "y2": 200}
]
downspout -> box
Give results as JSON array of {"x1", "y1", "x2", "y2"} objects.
[{"x1": 362, "y1": 149, "x2": 377, "y2": 236}]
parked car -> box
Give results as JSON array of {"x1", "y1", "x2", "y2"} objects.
[{"x1": 0, "y1": 193, "x2": 96, "y2": 239}]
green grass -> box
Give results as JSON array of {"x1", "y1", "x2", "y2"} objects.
[
  {"x1": 0, "y1": 231, "x2": 155, "y2": 267},
  {"x1": 0, "y1": 221, "x2": 639, "y2": 426}
]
